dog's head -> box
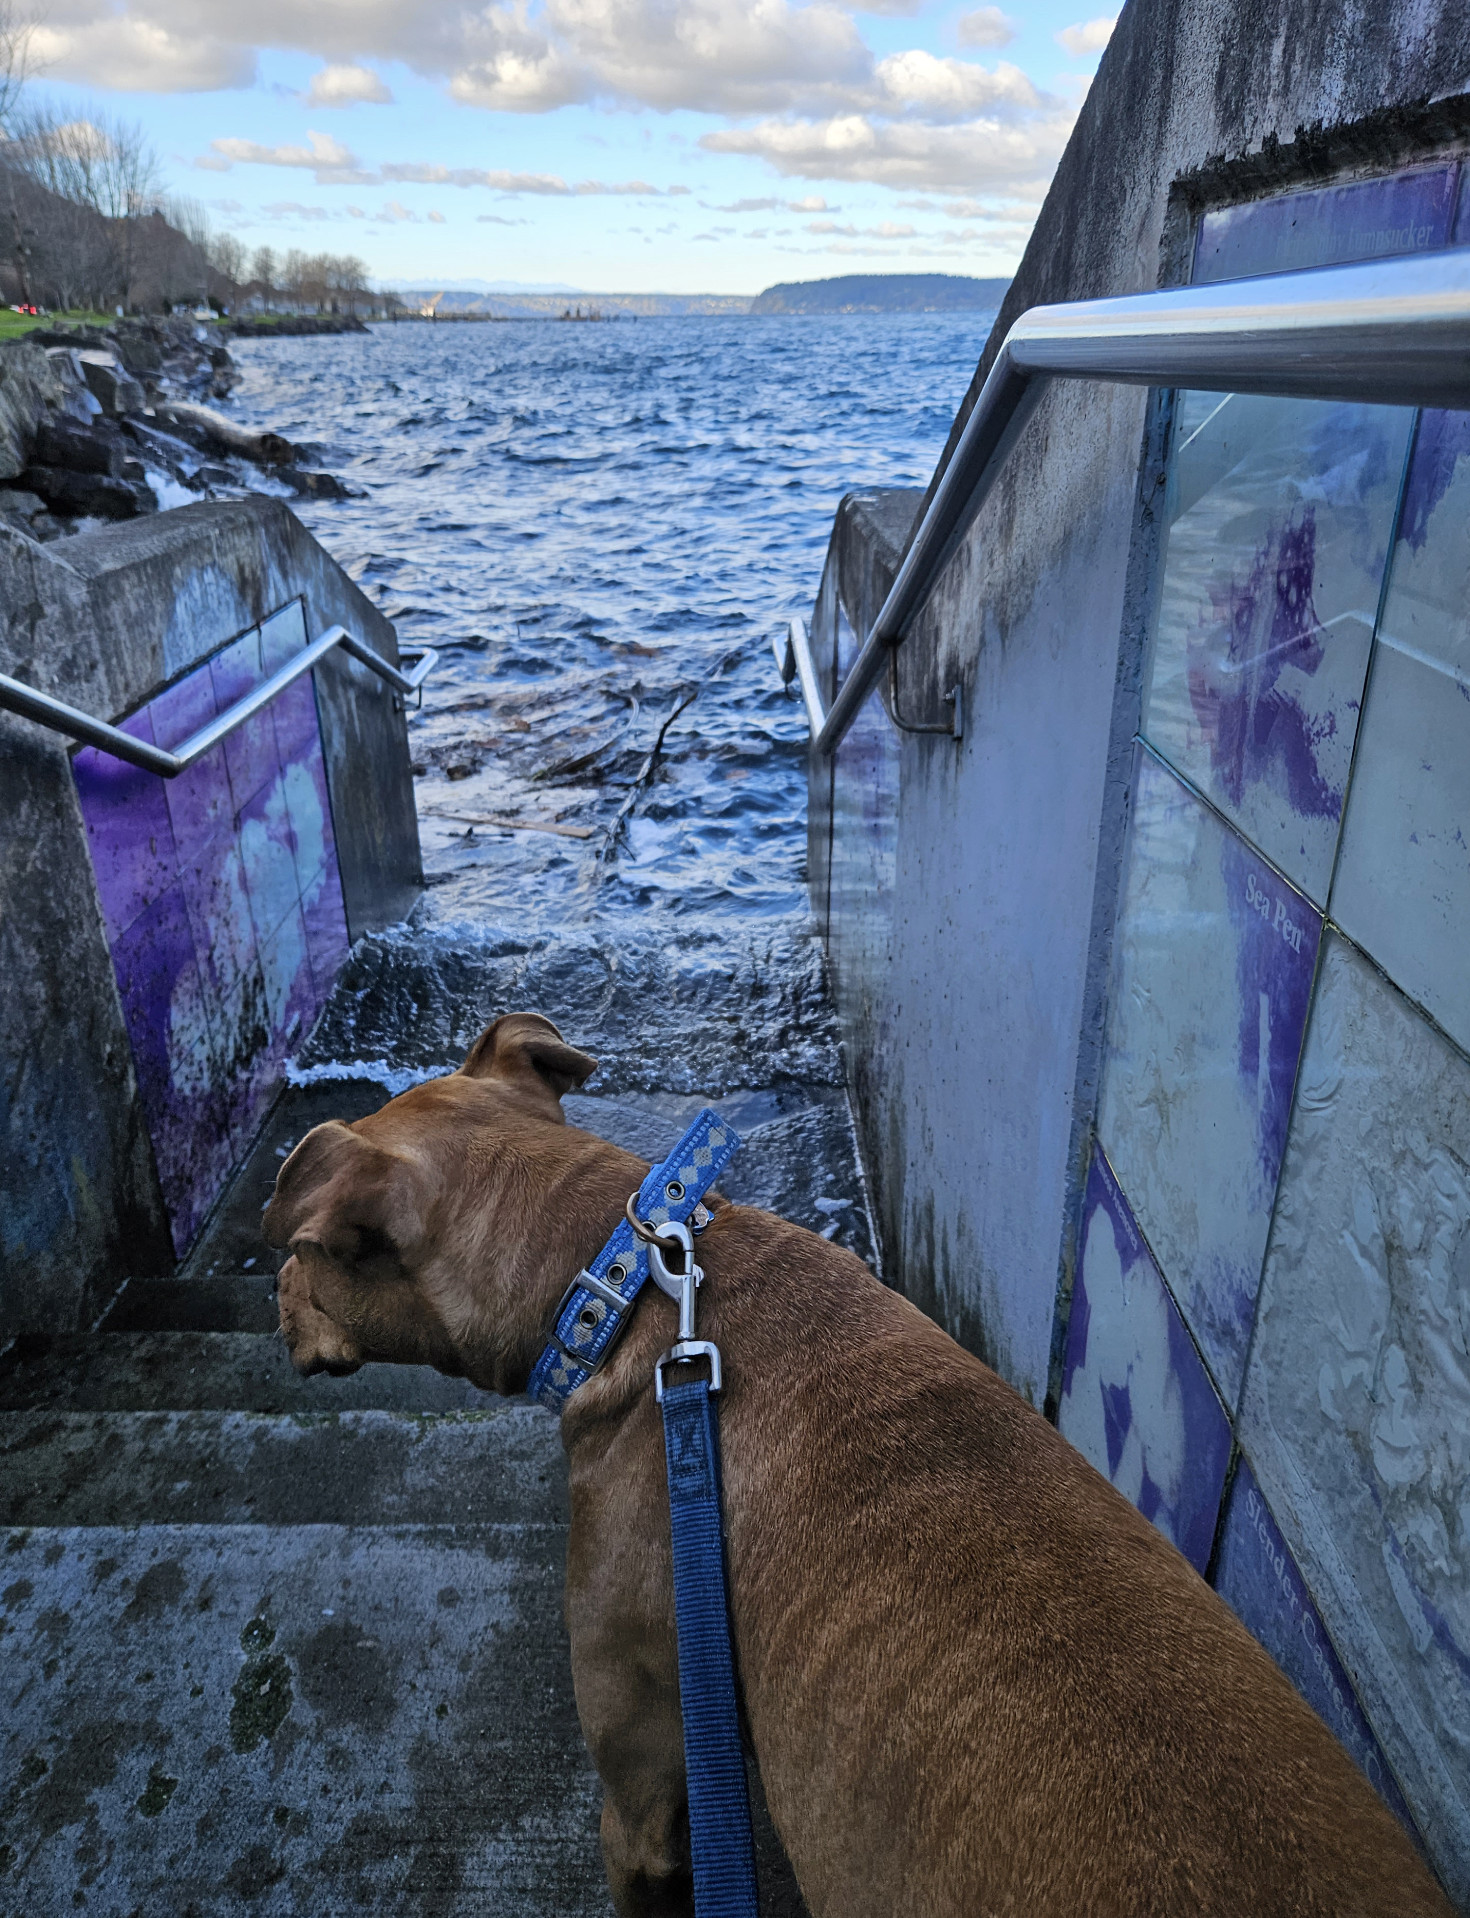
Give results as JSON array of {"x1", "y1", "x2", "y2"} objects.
[{"x1": 263, "y1": 1011, "x2": 597, "y2": 1388}]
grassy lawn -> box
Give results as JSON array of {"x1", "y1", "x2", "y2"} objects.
[{"x1": 0, "y1": 308, "x2": 122, "y2": 338}]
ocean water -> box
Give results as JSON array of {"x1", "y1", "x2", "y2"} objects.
[{"x1": 228, "y1": 314, "x2": 990, "y2": 931}]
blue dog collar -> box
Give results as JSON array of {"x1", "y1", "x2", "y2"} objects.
[{"x1": 528, "y1": 1108, "x2": 741, "y2": 1413}]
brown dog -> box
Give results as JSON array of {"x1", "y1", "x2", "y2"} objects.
[{"x1": 264, "y1": 1012, "x2": 1451, "y2": 1918}]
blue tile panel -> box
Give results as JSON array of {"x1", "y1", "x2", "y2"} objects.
[
  {"x1": 1059, "y1": 1146, "x2": 1231, "y2": 1575},
  {"x1": 73, "y1": 601, "x2": 350, "y2": 1254},
  {"x1": 1238, "y1": 933, "x2": 1470, "y2": 1894},
  {"x1": 1331, "y1": 409, "x2": 1470, "y2": 1056},
  {"x1": 1193, "y1": 163, "x2": 1460, "y2": 283},
  {"x1": 1143, "y1": 388, "x2": 1414, "y2": 902},
  {"x1": 1213, "y1": 1454, "x2": 1418, "y2": 1836},
  {"x1": 1096, "y1": 748, "x2": 1321, "y2": 1407},
  {"x1": 1065, "y1": 158, "x2": 1470, "y2": 1899}
]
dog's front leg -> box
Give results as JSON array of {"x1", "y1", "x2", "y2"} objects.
[{"x1": 566, "y1": 1437, "x2": 693, "y2": 1917}]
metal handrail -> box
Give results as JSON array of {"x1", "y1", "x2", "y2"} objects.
[
  {"x1": 789, "y1": 247, "x2": 1470, "y2": 754},
  {"x1": 0, "y1": 624, "x2": 438, "y2": 777}
]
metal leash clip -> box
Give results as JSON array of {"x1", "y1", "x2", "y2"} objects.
[{"x1": 638, "y1": 1215, "x2": 723, "y2": 1403}]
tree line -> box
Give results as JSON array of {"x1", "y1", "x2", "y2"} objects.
[{"x1": 0, "y1": 4, "x2": 381, "y2": 316}]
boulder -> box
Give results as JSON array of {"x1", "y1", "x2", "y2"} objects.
[
  {"x1": 23, "y1": 466, "x2": 156, "y2": 520},
  {"x1": 78, "y1": 354, "x2": 148, "y2": 418},
  {"x1": 33, "y1": 417, "x2": 124, "y2": 478},
  {"x1": 0, "y1": 341, "x2": 66, "y2": 482},
  {"x1": 283, "y1": 469, "x2": 351, "y2": 500}
]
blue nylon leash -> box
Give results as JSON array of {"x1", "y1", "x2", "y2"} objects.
[
  {"x1": 661, "y1": 1374, "x2": 760, "y2": 1917},
  {"x1": 528, "y1": 1108, "x2": 759, "y2": 1917}
]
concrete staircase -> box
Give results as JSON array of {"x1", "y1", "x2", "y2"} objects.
[{"x1": 0, "y1": 922, "x2": 860, "y2": 1915}]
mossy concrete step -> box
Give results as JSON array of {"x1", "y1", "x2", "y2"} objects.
[
  {"x1": 0, "y1": 1333, "x2": 497, "y2": 1416},
  {"x1": 0, "y1": 1519, "x2": 611, "y2": 1916},
  {"x1": 0, "y1": 1407, "x2": 567, "y2": 1531}
]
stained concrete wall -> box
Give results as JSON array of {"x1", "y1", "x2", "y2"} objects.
[
  {"x1": 813, "y1": 0, "x2": 1470, "y2": 1896},
  {"x1": 0, "y1": 499, "x2": 421, "y2": 1332},
  {"x1": 813, "y1": 0, "x2": 1470, "y2": 1403}
]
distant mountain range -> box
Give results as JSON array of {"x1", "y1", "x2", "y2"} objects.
[
  {"x1": 386, "y1": 272, "x2": 1011, "y2": 319},
  {"x1": 750, "y1": 274, "x2": 1011, "y2": 314}
]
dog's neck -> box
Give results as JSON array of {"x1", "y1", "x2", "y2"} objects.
[{"x1": 467, "y1": 1125, "x2": 656, "y2": 1400}]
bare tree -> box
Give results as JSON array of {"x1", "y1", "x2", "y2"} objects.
[
  {"x1": 8, "y1": 102, "x2": 162, "y2": 306},
  {"x1": 0, "y1": 0, "x2": 40, "y2": 301},
  {"x1": 250, "y1": 244, "x2": 276, "y2": 300}
]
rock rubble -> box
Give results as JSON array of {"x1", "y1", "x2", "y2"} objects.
[{"x1": 0, "y1": 314, "x2": 352, "y2": 543}]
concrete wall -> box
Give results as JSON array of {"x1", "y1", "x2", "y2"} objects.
[
  {"x1": 813, "y1": 0, "x2": 1470, "y2": 1897},
  {"x1": 0, "y1": 499, "x2": 421, "y2": 1331}
]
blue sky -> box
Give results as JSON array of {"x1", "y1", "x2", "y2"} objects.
[{"x1": 23, "y1": 1, "x2": 1117, "y2": 293}]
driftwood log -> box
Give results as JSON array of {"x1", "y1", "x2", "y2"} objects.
[{"x1": 162, "y1": 401, "x2": 296, "y2": 468}]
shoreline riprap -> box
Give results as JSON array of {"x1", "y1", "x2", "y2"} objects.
[{"x1": 0, "y1": 314, "x2": 356, "y2": 542}]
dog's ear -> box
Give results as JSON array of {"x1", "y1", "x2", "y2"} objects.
[
  {"x1": 459, "y1": 1011, "x2": 597, "y2": 1112},
  {"x1": 263, "y1": 1120, "x2": 426, "y2": 1267}
]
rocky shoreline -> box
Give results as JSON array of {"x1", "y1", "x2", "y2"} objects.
[{"x1": 0, "y1": 314, "x2": 354, "y2": 543}]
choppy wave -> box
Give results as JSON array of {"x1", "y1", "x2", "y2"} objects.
[{"x1": 226, "y1": 313, "x2": 989, "y2": 930}]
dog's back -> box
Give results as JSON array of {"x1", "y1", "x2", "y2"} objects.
[{"x1": 699, "y1": 1204, "x2": 1448, "y2": 1917}]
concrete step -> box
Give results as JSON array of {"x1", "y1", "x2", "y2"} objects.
[
  {"x1": 1, "y1": 1518, "x2": 612, "y2": 1916},
  {"x1": 0, "y1": 1406, "x2": 566, "y2": 1531},
  {"x1": 0, "y1": 1333, "x2": 498, "y2": 1415}
]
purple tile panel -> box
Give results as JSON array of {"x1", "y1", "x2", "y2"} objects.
[
  {"x1": 1059, "y1": 1148, "x2": 1233, "y2": 1575},
  {"x1": 210, "y1": 629, "x2": 279, "y2": 813},
  {"x1": 1195, "y1": 164, "x2": 1459, "y2": 284},
  {"x1": 237, "y1": 774, "x2": 304, "y2": 948},
  {"x1": 108, "y1": 883, "x2": 231, "y2": 1253},
  {"x1": 178, "y1": 828, "x2": 256, "y2": 997},
  {"x1": 1453, "y1": 164, "x2": 1470, "y2": 244},
  {"x1": 73, "y1": 607, "x2": 351, "y2": 1255},
  {"x1": 150, "y1": 663, "x2": 231, "y2": 859},
  {"x1": 302, "y1": 859, "x2": 351, "y2": 998},
  {"x1": 1097, "y1": 752, "x2": 1324, "y2": 1403},
  {"x1": 1213, "y1": 1454, "x2": 1421, "y2": 1841},
  {"x1": 73, "y1": 708, "x2": 176, "y2": 939}
]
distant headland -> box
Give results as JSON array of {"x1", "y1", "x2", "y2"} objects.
[{"x1": 749, "y1": 274, "x2": 1011, "y2": 314}]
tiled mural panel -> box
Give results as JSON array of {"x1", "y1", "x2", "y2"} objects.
[
  {"x1": 1333, "y1": 409, "x2": 1470, "y2": 1057},
  {"x1": 1142, "y1": 388, "x2": 1413, "y2": 901},
  {"x1": 1238, "y1": 933, "x2": 1470, "y2": 1888},
  {"x1": 1213, "y1": 1453, "x2": 1418, "y2": 1838},
  {"x1": 1096, "y1": 748, "x2": 1321, "y2": 1406},
  {"x1": 1193, "y1": 162, "x2": 1459, "y2": 284},
  {"x1": 1058, "y1": 1147, "x2": 1231, "y2": 1573},
  {"x1": 1060, "y1": 159, "x2": 1470, "y2": 1892},
  {"x1": 74, "y1": 601, "x2": 350, "y2": 1254}
]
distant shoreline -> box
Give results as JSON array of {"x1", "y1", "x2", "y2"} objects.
[{"x1": 388, "y1": 273, "x2": 1010, "y2": 323}]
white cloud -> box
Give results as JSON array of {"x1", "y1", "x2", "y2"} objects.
[
  {"x1": 41, "y1": 0, "x2": 1077, "y2": 204},
  {"x1": 956, "y1": 7, "x2": 1015, "y2": 48},
  {"x1": 261, "y1": 200, "x2": 338, "y2": 220},
  {"x1": 876, "y1": 49, "x2": 1039, "y2": 121},
  {"x1": 706, "y1": 193, "x2": 836, "y2": 212},
  {"x1": 305, "y1": 63, "x2": 394, "y2": 107},
  {"x1": 806, "y1": 217, "x2": 916, "y2": 237},
  {"x1": 1055, "y1": 15, "x2": 1117, "y2": 56},
  {"x1": 29, "y1": 17, "x2": 255, "y2": 91},
  {"x1": 702, "y1": 108, "x2": 1071, "y2": 193},
  {"x1": 204, "y1": 129, "x2": 371, "y2": 184}
]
